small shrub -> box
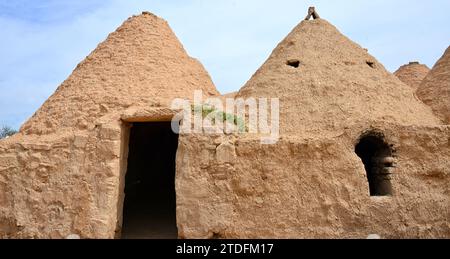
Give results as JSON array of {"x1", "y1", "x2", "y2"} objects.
[
  {"x1": 191, "y1": 105, "x2": 246, "y2": 132},
  {"x1": 0, "y1": 126, "x2": 17, "y2": 139}
]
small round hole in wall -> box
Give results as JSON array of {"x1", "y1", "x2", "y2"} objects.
[
  {"x1": 286, "y1": 60, "x2": 300, "y2": 68},
  {"x1": 366, "y1": 61, "x2": 375, "y2": 68}
]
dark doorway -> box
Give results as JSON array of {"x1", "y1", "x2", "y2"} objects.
[
  {"x1": 355, "y1": 133, "x2": 394, "y2": 196},
  {"x1": 121, "y1": 122, "x2": 179, "y2": 239}
]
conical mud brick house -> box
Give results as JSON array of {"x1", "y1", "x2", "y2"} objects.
[
  {"x1": 394, "y1": 62, "x2": 430, "y2": 89},
  {"x1": 21, "y1": 12, "x2": 219, "y2": 135},
  {"x1": 0, "y1": 12, "x2": 219, "y2": 239},
  {"x1": 1, "y1": 9, "x2": 449, "y2": 239},
  {"x1": 417, "y1": 46, "x2": 450, "y2": 123}
]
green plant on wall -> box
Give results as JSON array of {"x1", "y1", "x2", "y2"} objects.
[{"x1": 191, "y1": 105, "x2": 246, "y2": 133}]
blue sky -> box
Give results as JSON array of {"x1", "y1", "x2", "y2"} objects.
[{"x1": 1, "y1": 0, "x2": 449, "y2": 129}]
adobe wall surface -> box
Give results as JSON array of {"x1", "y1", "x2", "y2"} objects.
[
  {"x1": 0, "y1": 126, "x2": 122, "y2": 238},
  {"x1": 176, "y1": 124, "x2": 450, "y2": 239},
  {"x1": 417, "y1": 46, "x2": 450, "y2": 124},
  {"x1": 237, "y1": 19, "x2": 441, "y2": 138},
  {"x1": 1, "y1": 113, "x2": 449, "y2": 239},
  {"x1": 20, "y1": 13, "x2": 219, "y2": 136},
  {"x1": 0, "y1": 107, "x2": 181, "y2": 239},
  {"x1": 394, "y1": 63, "x2": 430, "y2": 90}
]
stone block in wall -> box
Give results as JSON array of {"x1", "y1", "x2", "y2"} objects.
[{"x1": 216, "y1": 142, "x2": 236, "y2": 165}]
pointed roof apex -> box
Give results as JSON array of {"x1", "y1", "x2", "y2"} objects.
[
  {"x1": 141, "y1": 11, "x2": 154, "y2": 16},
  {"x1": 305, "y1": 7, "x2": 321, "y2": 20},
  {"x1": 139, "y1": 11, "x2": 163, "y2": 20}
]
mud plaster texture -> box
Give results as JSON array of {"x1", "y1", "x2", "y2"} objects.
[
  {"x1": 394, "y1": 62, "x2": 430, "y2": 90},
  {"x1": 1, "y1": 14, "x2": 449, "y2": 239},
  {"x1": 237, "y1": 19, "x2": 441, "y2": 138},
  {"x1": 417, "y1": 46, "x2": 450, "y2": 124},
  {"x1": 0, "y1": 13, "x2": 217, "y2": 239},
  {"x1": 177, "y1": 125, "x2": 450, "y2": 238}
]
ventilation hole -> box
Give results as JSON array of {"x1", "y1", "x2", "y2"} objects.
[
  {"x1": 366, "y1": 61, "x2": 375, "y2": 68},
  {"x1": 287, "y1": 60, "x2": 300, "y2": 68}
]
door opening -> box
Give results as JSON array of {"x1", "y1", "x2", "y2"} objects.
[{"x1": 121, "y1": 122, "x2": 179, "y2": 239}]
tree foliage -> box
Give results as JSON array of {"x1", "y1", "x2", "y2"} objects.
[{"x1": 0, "y1": 126, "x2": 17, "y2": 139}]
